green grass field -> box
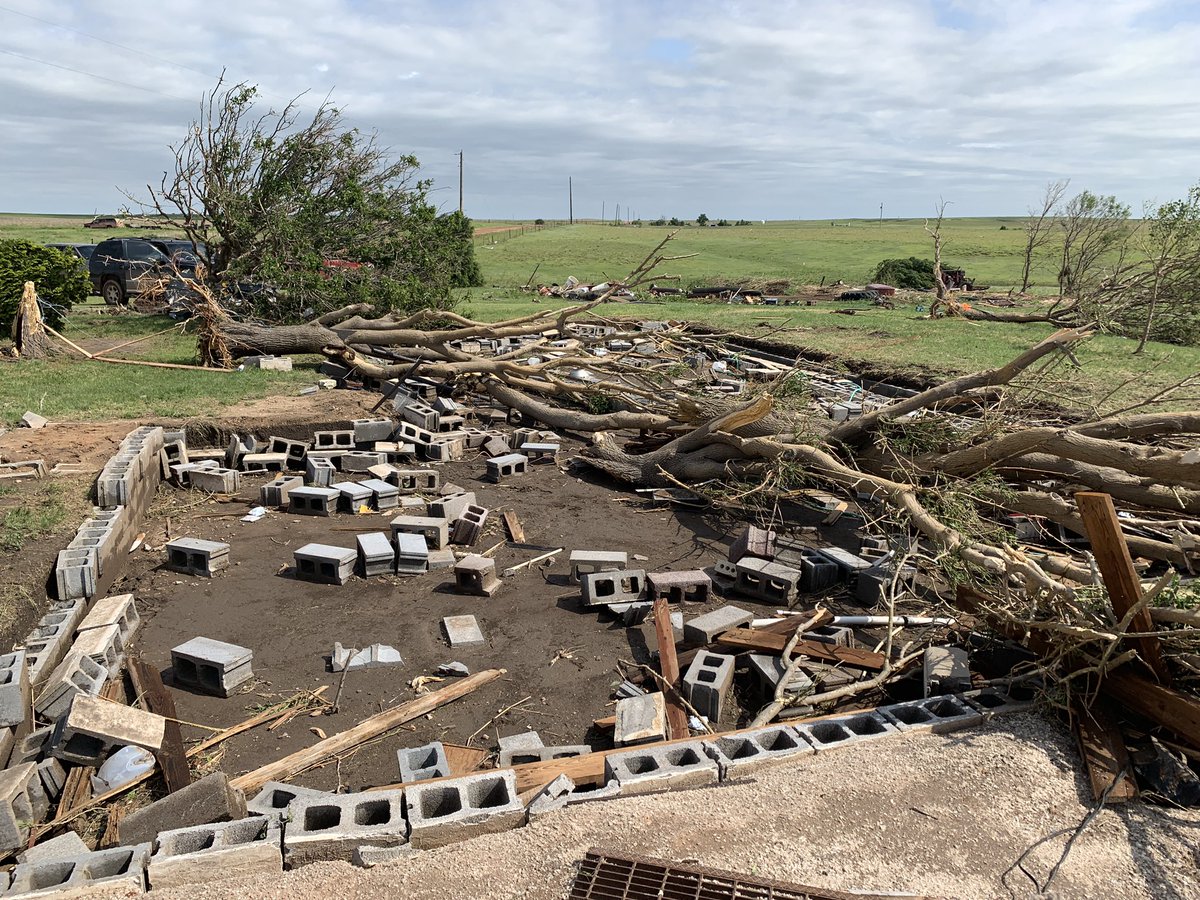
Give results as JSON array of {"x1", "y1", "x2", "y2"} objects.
[{"x1": 1, "y1": 214, "x2": 1195, "y2": 425}]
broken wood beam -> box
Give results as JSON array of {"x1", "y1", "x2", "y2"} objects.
[
  {"x1": 230, "y1": 668, "x2": 505, "y2": 794},
  {"x1": 653, "y1": 597, "x2": 690, "y2": 740},
  {"x1": 1075, "y1": 491, "x2": 1171, "y2": 684},
  {"x1": 1070, "y1": 691, "x2": 1137, "y2": 803},
  {"x1": 502, "y1": 511, "x2": 525, "y2": 543},
  {"x1": 128, "y1": 655, "x2": 192, "y2": 794},
  {"x1": 715, "y1": 628, "x2": 886, "y2": 670}
]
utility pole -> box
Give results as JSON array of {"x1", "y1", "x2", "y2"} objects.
[
  {"x1": 457, "y1": 151, "x2": 463, "y2": 214},
  {"x1": 879, "y1": 202, "x2": 883, "y2": 226},
  {"x1": 568, "y1": 177, "x2": 573, "y2": 224},
  {"x1": 616, "y1": 203, "x2": 620, "y2": 224},
  {"x1": 602, "y1": 201, "x2": 606, "y2": 222}
]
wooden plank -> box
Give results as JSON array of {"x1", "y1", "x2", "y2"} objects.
[
  {"x1": 715, "y1": 629, "x2": 886, "y2": 670},
  {"x1": 1075, "y1": 491, "x2": 1171, "y2": 683},
  {"x1": 230, "y1": 668, "x2": 505, "y2": 794},
  {"x1": 501, "y1": 511, "x2": 525, "y2": 544},
  {"x1": 54, "y1": 679, "x2": 124, "y2": 819},
  {"x1": 592, "y1": 715, "x2": 616, "y2": 730},
  {"x1": 128, "y1": 655, "x2": 191, "y2": 794},
  {"x1": 442, "y1": 742, "x2": 489, "y2": 776},
  {"x1": 1070, "y1": 692, "x2": 1137, "y2": 803},
  {"x1": 653, "y1": 598, "x2": 689, "y2": 740}
]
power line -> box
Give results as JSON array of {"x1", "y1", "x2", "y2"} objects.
[
  {"x1": 0, "y1": 46, "x2": 190, "y2": 101},
  {"x1": 0, "y1": 3, "x2": 220, "y2": 81}
]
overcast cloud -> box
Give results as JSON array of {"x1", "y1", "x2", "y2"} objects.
[{"x1": 1, "y1": 0, "x2": 1198, "y2": 219}]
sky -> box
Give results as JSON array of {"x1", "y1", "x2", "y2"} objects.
[{"x1": 1, "y1": 0, "x2": 1199, "y2": 220}]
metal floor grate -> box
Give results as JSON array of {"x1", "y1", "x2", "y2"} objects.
[{"x1": 568, "y1": 848, "x2": 910, "y2": 900}]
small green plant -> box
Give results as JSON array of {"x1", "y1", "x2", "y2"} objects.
[
  {"x1": 0, "y1": 238, "x2": 89, "y2": 333},
  {"x1": 585, "y1": 393, "x2": 616, "y2": 414},
  {"x1": 0, "y1": 486, "x2": 68, "y2": 551}
]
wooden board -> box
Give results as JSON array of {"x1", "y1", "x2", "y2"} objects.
[
  {"x1": 1070, "y1": 693, "x2": 1137, "y2": 803},
  {"x1": 443, "y1": 742, "x2": 489, "y2": 776},
  {"x1": 502, "y1": 511, "x2": 525, "y2": 544},
  {"x1": 653, "y1": 598, "x2": 690, "y2": 740},
  {"x1": 54, "y1": 679, "x2": 125, "y2": 819},
  {"x1": 128, "y1": 655, "x2": 191, "y2": 794},
  {"x1": 715, "y1": 629, "x2": 886, "y2": 670},
  {"x1": 1075, "y1": 491, "x2": 1170, "y2": 683}
]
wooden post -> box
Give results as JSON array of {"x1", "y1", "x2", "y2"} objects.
[
  {"x1": 128, "y1": 655, "x2": 191, "y2": 794},
  {"x1": 653, "y1": 598, "x2": 689, "y2": 740},
  {"x1": 1075, "y1": 491, "x2": 1171, "y2": 684}
]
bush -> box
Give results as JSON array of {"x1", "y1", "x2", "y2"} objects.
[
  {"x1": 0, "y1": 239, "x2": 89, "y2": 333},
  {"x1": 873, "y1": 257, "x2": 939, "y2": 290},
  {"x1": 534, "y1": 218, "x2": 545, "y2": 225}
]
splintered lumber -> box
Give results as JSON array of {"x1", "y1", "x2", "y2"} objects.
[
  {"x1": 1075, "y1": 491, "x2": 1171, "y2": 684},
  {"x1": 502, "y1": 511, "x2": 526, "y2": 543},
  {"x1": 128, "y1": 655, "x2": 191, "y2": 794},
  {"x1": 14, "y1": 281, "x2": 48, "y2": 359},
  {"x1": 1070, "y1": 692, "x2": 1137, "y2": 803},
  {"x1": 231, "y1": 668, "x2": 505, "y2": 794},
  {"x1": 54, "y1": 680, "x2": 124, "y2": 819},
  {"x1": 653, "y1": 598, "x2": 690, "y2": 740},
  {"x1": 716, "y1": 628, "x2": 887, "y2": 670},
  {"x1": 443, "y1": 742, "x2": 489, "y2": 776}
]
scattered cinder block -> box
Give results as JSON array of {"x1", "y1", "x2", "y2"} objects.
[
  {"x1": 733, "y1": 557, "x2": 802, "y2": 605},
  {"x1": 485, "y1": 453, "x2": 529, "y2": 483},
  {"x1": 454, "y1": 555, "x2": 500, "y2": 597},
  {"x1": 682, "y1": 605, "x2": 753, "y2": 645},
  {"x1": 16, "y1": 829, "x2": 88, "y2": 865},
  {"x1": 7, "y1": 841, "x2": 151, "y2": 897},
  {"x1": 50, "y1": 694, "x2": 166, "y2": 766},
  {"x1": 805, "y1": 624, "x2": 854, "y2": 647},
  {"x1": 353, "y1": 418, "x2": 396, "y2": 445},
  {"x1": 497, "y1": 731, "x2": 543, "y2": 754},
  {"x1": 171, "y1": 638, "x2": 254, "y2": 697},
  {"x1": 794, "y1": 710, "x2": 900, "y2": 751},
  {"x1": 331, "y1": 643, "x2": 403, "y2": 672},
  {"x1": 521, "y1": 442, "x2": 559, "y2": 463},
  {"x1": 451, "y1": 504, "x2": 489, "y2": 545},
  {"x1": 428, "y1": 491, "x2": 476, "y2": 521},
  {"x1": 879, "y1": 695, "x2": 984, "y2": 735},
  {"x1": 0, "y1": 650, "x2": 30, "y2": 729},
  {"x1": 746, "y1": 653, "x2": 815, "y2": 697},
  {"x1": 335, "y1": 480, "x2": 372, "y2": 513},
  {"x1": 397, "y1": 742, "x2": 450, "y2": 783},
  {"x1": 119, "y1": 772, "x2": 247, "y2": 846},
  {"x1": 359, "y1": 478, "x2": 399, "y2": 511},
  {"x1": 482, "y1": 435, "x2": 511, "y2": 458},
  {"x1": 395, "y1": 532, "x2": 429, "y2": 575},
  {"x1": 498, "y1": 744, "x2": 590, "y2": 768},
  {"x1": 284, "y1": 790, "x2": 407, "y2": 867},
  {"x1": 245, "y1": 781, "x2": 332, "y2": 818},
  {"x1": 390, "y1": 468, "x2": 440, "y2": 494},
  {"x1": 288, "y1": 485, "x2": 341, "y2": 516},
  {"x1": 34, "y1": 652, "x2": 107, "y2": 721},
  {"x1": 357, "y1": 532, "x2": 396, "y2": 577},
  {"x1": 569, "y1": 550, "x2": 627, "y2": 584},
  {"x1": 426, "y1": 547, "x2": 456, "y2": 570},
  {"x1": 442, "y1": 615, "x2": 485, "y2": 648},
  {"x1": 260, "y1": 474, "x2": 303, "y2": 508},
  {"x1": 682, "y1": 651, "x2": 735, "y2": 722},
  {"x1": 814, "y1": 546, "x2": 874, "y2": 583},
  {"x1": 165, "y1": 538, "x2": 230, "y2": 577},
  {"x1": 190, "y1": 467, "x2": 242, "y2": 494},
  {"x1": 294, "y1": 543, "x2": 357, "y2": 585},
  {"x1": 305, "y1": 456, "x2": 336, "y2": 487},
  {"x1": 405, "y1": 770, "x2": 524, "y2": 850},
  {"x1": 391, "y1": 515, "x2": 450, "y2": 551},
  {"x1": 647, "y1": 570, "x2": 712, "y2": 603},
  {"x1": 313, "y1": 430, "x2": 356, "y2": 450},
  {"x1": 268, "y1": 436, "x2": 310, "y2": 470},
  {"x1": 0, "y1": 763, "x2": 40, "y2": 853},
  {"x1": 702, "y1": 725, "x2": 814, "y2": 779},
  {"x1": 729, "y1": 525, "x2": 776, "y2": 563},
  {"x1": 241, "y1": 451, "x2": 288, "y2": 472},
  {"x1": 614, "y1": 692, "x2": 666, "y2": 746},
  {"x1": 605, "y1": 741, "x2": 719, "y2": 795},
  {"x1": 580, "y1": 569, "x2": 646, "y2": 607},
  {"x1": 924, "y1": 646, "x2": 971, "y2": 696},
  {"x1": 341, "y1": 451, "x2": 388, "y2": 474}
]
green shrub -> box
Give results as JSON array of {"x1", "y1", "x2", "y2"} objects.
[
  {"x1": 0, "y1": 239, "x2": 89, "y2": 333},
  {"x1": 873, "y1": 257, "x2": 939, "y2": 290}
]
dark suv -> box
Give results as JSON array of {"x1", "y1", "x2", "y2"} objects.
[{"x1": 88, "y1": 237, "x2": 200, "y2": 305}]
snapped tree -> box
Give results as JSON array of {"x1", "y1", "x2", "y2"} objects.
[{"x1": 133, "y1": 77, "x2": 481, "y2": 324}]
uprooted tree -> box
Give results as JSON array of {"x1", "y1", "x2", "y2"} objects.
[{"x1": 130, "y1": 76, "x2": 481, "y2": 324}]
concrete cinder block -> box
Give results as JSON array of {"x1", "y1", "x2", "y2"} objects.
[
  {"x1": 305, "y1": 456, "x2": 336, "y2": 487},
  {"x1": 924, "y1": 646, "x2": 972, "y2": 696},
  {"x1": 171, "y1": 637, "x2": 254, "y2": 697},
  {"x1": 960, "y1": 686, "x2": 1037, "y2": 718},
  {"x1": 119, "y1": 772, "x2": 247, "y2": 846},
  {"x1": 0, "y1": 650, "x2": 31, "y2": 729},
  {"x1": 268, "y1": 436, "x2": 310, "y2": 470},
  {"x1": 335, "y1": 481, "x2": 373, "y2": 513},
  {"x1": 341, "y1": 451, "x2": 388, "y2": 474},
  {"x1": 246, "y1": 781, "x2": 332, "y2": 818},
  {"x1": 294, "y1": 543, "x2": 357, "y2": 585},
  {"x1": 390, "y1": 468, "x2": 440, "y2": 494},
  {"x1": 614, "y1": 692, "x2": 666, "y2": 746},
  {"x1": 353, "y1": 418, "x2": 396, "y2": 445},
  {"x1": 568, "y1": 550, "x2": 627, "y2": 584},
  {"x1": 397, "y1": 742, "x2": 450, "y2": 783},
  {"x1": 260, "y1": 475, "x2": 303, "y2": 508},
  {"x1": 733, "y1": 557, "x2": 802, "y2": 605},
  {"x1": 165, "y1": 538, "x2": 230, "y2": 577},
  {"x1": 16, "y1": 830, "x2": 88, "y2": 865},
  {"x1": 728, "y1": 525, "x2": 776, "y2": 563},
  {"x1": 794, "y1": 710, "x2": 900, "y2": 751},
  {"x1": 358, "y1": 478, "x2": 399, "y2": 511},
  {"x1": 405, "y1": 770, "x2": 524, "y2": 850},
  {"x1": 682, "y1": 651, "x2": 735, "y2": 722},
  {"x1": 520, "y1": 442, "x2": 559, "y2": 463},
  {"x1": 356, "y1": 532, "x2": 396, "y2": 577},
  {"x1": 485, "y1": 453, "x2": 528, "y2": 482},
  {"x1": 284, "y1": 790, "x2": 407, "y2": 867},
  {"x1": 702, "y1": 725, "x2": 813, "y2": 779},
  {"x1": 442, "y1": 615, "x2": 484, "y2": 647},
  {"x1": 50, "y1": 694, "x2": 166, "y2": 766},
  {"x1": 69, "y1": 621, "x2": 125, "y2": 676},
  {"x1": 879, "y1": 694, "x2": 984, "y2": 735},
  {"x1": 647, "y1": 570, "x2": 712, "y2": 604},
  {"x1": 391, "y1": 515, "x2": 449, "y2": 551},
  {"x1": 605, "y1": 741, "x2": 719, "y2": 795},
  {"x1": 580, "y1": 569, "x2": 646, "y2": 607},
  {"x1": 746, "y1": 653, "x2": 815, "y2": 697},
  {"x1": 451, "y1": 504, "x2": 489, "y2": 546},
  {"x1": 149, "y1": 815, "x2": 282, "y2": 891},
  {"x1": 682, "y1": 605, "x2": 753, "y2": 645},
  {"x1": 77, "y1": 592, "x2": 140, "y2": 648},
  {"x1": 7, "y1": 841, "x2": 151, "y2": 898},
  {"x1": 428, "y1": 491, "x2": 476, "y2": 522},
  {"x1": 190, "y1": 467, "x2": 242, "y2": 494},
  {"x1": 0, "y1": 763, "x2": 40, "y2": 853},
  {"x1": 34, "y1": 652, "x2": 107, "y2": 721},
  {"x1": 313, "y1": 429, "x2": 356, "y2": 449},
  {"x1": 331, "y1": 643, "x2": 402, "y2": 672},
  {"x1": 454, "y1": 555, "x2": 500, "y2": 597},
  {"x1": 289, "y1": 485, "x2": 341, "y2": 516},
  {"x1": 498, "y1": 744, "x2": 590, "y2": 768},
  {"x1": 54, "y1": 548, "x2": 96, "y2": 601}
]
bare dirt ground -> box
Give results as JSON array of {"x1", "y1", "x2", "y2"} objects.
[{"x1": 145, "y1": 711, "x2": 1200, "y2": 900}]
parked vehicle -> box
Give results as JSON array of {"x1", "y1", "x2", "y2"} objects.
[
  {"x1": 83, "y1": 215, "x2": 123, "y2": 229},
  {"x1": 46, "y1": 243, "x2": 96, "y2": 268},
  {"x1": 88, "y1": 237, "x2": 196, "y2": 306}
]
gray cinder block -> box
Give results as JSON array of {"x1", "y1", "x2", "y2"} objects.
[
  {"x1": 305, "y1": 456, "x2": 336, "y2": 487},
  {"x1": 289, "y1": 485, "x2": 341, "y2": 516},
  {"x1": 520, "y1": 442, "x2": 559, "y2": 463},
  {"x1": 190, "y1": 467, "x2": 242, "y2": 494},
  {"x1": 149, "y1": 815, "x2": 282, "y2": 891},
  {"x1": 728, "y1": 525, "x2": 776, "y2": 563},
  {"x1": 357, "y1": 532, "x2": 396, "y2": 577},
  {"x1": 614, "y1": 692, "x2": 666, "y2": 746},
  {"x1": 171, "y1": 637, "x2": 253, "y2": 697},
  {"x1": 336, "y1": 481, "x2": 373, "y2": 513},
  {"x1": 568, "y1": 550, "x2": 627, "y2": 584},
  {"x1": 443, "y1": 615, "x2": 484, "y2": 647},
  {"x1": 313, "y1": 429, "x2": 355, "y2": 449},
  {"x1": 428, "y1": 491, "x2": 476, "y2": 521},
  {"x1": 390, "y1": 468, "x2": 440, "y2": 493},
  {"x1": 50, "y1": 694, "x2": 166, "y2": 766},
  {"x1": 498, "y1": 744, "x2": 590, "y2": 768},
  {"x1": 794, "y1": 710, "x2": 900, "y2": 751},
  {"x1": 605, "y1": 741, "x2": 719, "y2": 795},
  {"x1": 647, "y1": 570, "x2": 712, "y2": 604},
  {"x1": 8, "y1": 842, "x2": 151, "y2": 897},
  {"x1": 405, "y1": 771, "x2": 524, "y2": 850},
  {"x1": 395, "y1": 532, "x2": 429, "y2": 575},
  {"x1": 924, "y1": 646, "x2": 971, "y2": 696},
  {"x1": 682, "y1": 651, "x2": 735, "y2": 722},
  {"x1": 682, "y1": 605, "x2": 753, "y2": 645},
  {"x1": 580, "y1": 569, "x2": 646, "y2": 607},
  {"x1": 119, "y1": 772, "x2": 246, "y2": 846},
  {"x1": 34, "y1": 652, "x2": 107, "y2": 721},
  {"x1": 246, "y1": 781, "x2": 332, "y2": 818},
  {"x1": 485, "y1": 453, "x2": 529, "y2": 482},
  {"x1": 341, "y1": 451, "x2": 388, "y2": 474},
  {"x1": 16, "y1": 829, "x2": 88, "y2": 865},
  {"x1": 352, "y1": 418, "x2": 396, "y2": 444},
  {"x1": 879, "y1": 694, "x2": 984, "y2": 735},
  {"x1": 0, "y1": 650, "x2": 30, "y2": 729},
  {"x1": 284, "y1": 790, "x2": 407, "y2": 867},
  {"x1": 702, "y1": 725, "x2": 813, "y2": 778},
  {"x1": 960, "y1": 686, "x2": 1037, "y2": 717},
  {"x1": 294, "y1": 543, "x2": 357, "y2": 585},
  {"x1": 0, "y1": 763, "x2": 40, "y2": 853},
  {"x1": 391, "y1": 515, "x2": 449, "y2": 551},
  {"x1": 454, "y1": 555, "x2": 500, "y2": 597},
  {"x1": 733, "y1": 557, "x2": 802, "y2": 605},
  {"x1": 358, "y1": 478, "x2": 399, "y2": 511},
  {"x1": 451, "y1": 505, "x2": 489, "y2": 546},
  {"x1": 165, "y1": 538, "x2": 230, "y2": 577},
  {"x1": 331, "y1": 643, "x2": 402, "y2": 672},
  {"x1": 260, "y1": 474, "x2": 303, "y2": 508},
  {"x1": 397, "y1": 741, "x2": 450, "y2": 783}
]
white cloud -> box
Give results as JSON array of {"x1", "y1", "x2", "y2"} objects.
[{"x1": 0, "y1": 0, "x2": 1198, "y2": 218}]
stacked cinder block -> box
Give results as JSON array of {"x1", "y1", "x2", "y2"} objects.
[
  {"x1": 55, "y1": 506, "x2": 129, "y2": 602},
  {"x1": 19, "y1": 600, "x2": 85, "y2": 687},
  {"x1": 149, "y1": 816, "x2": 283, "y2": 890},
  {"x1": 605, "y1": 742, "x2": 719, "y2": 795},
  {"x1": 391, "y1": 516, "x2": 449, "y2": 551},
  {"x1": 284, "y1": 790, "x2": 408, "y2": 866},
  {"x1": 96, "y1": 426, "x2": 164, "y2": 509},
  {"x1": 34, "y1": 652, "x2": 107, "y2": 720},
  {"x1": 405, "y1": 771, "x2": 524, "y2": 849},
  {"x1": 702, "y1": 725, "x2": 814, "y2": 778},
  {"x1": 6, "y1": 842, "x2": 151, "y2": 896}
]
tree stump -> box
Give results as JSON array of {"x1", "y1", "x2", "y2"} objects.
[{"x1": 13, "y1": 281, "x2": 49, "y2": 359}]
